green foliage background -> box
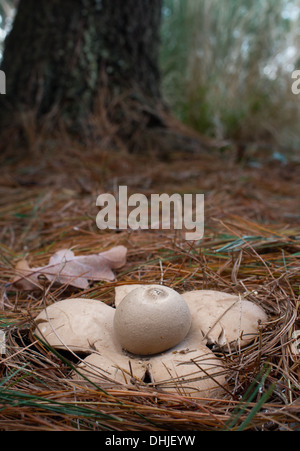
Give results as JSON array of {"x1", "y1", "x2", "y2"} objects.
[{"x1": 160, "y1": 0, "x2": 300, "y2": 152}]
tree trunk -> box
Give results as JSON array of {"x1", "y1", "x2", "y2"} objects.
[
  {"x1": 0, "y1": 0, "x2": 208, "y2": 155},
  {"x1": 0, "y1": 1, "x2": 164, "y2": 141}
]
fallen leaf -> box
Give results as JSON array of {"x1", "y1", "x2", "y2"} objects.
[
  {"x1": 12, "y1": 246, "x2": 127, "y2": 290},
  {"x1": 12, "y1": 260, "x2": 41, "y2": 290}
]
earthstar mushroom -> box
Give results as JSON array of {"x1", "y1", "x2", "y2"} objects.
[
  {"x1": 182, "y1": 290, "x2": 268, "y2": 348},
  {"x1": 115, "y1": 285, "x2": 268, "y2": 349},
  {"x1": 34, "y1": 298, "x2": 119, "y2": 354},
  {"x1": 33, "y1": 284, "x2": 267, "y2": 397},
  {"x1": 113, "y1": 285, "x2": 192, "y2": 355},
  {"x1": 74, "y1": 329, "x2": 226, "y2": 396}
]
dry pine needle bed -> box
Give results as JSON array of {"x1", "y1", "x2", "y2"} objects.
[{"x1": 0, "y1": 147, "x2": 299, "y2": 431}]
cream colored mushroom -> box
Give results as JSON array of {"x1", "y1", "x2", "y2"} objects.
[
  {"x1": 113, "y1": 285, "x2": 192, "y2": 355},
  {"x1": 72, "y1": 351, "x2": 147, "y2": 388},
  {"x1": 146, "y1": 318, "x2": 226, "y2": 397},
  {"x1": 114, "y1": 286, "x2": 268, "y2": 349},
  {"x1": 182, "y1": 290, "x2": 268, "y2": 349},
  {"x1": 73, "y1": 319, "x2": 226, "y2": 397},
  {"x1": 149, "y1": 346, "x2": 225, "y2": 397},
  {"x1": 34, "y1": 289, "x2": 229, "y2": 397},
  {"x1": 34, "y1": 298, "x2": 120, "y2": 354},
  {"x1": 114, "y1": 284, "x2": 143, "y2": 307}
]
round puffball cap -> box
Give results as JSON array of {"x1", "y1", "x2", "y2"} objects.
[
  {"x1": 113, "y1": 285, "x2": 192, "y2": 355},
  {"x1": 114, "y1": 284, "x2": 143, "y2": 308}
]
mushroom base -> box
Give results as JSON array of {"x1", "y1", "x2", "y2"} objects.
[{"x1": 72, "y1": 328, "x2": 227, "y2": 398}]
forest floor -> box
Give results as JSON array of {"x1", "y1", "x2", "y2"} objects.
[{"x1": 0, "y1": 142, "x2": 299, "y2": 431}]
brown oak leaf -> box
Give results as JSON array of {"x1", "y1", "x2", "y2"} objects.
[{"x1": 12, "y1": 246, "x2": 127, "y2": 290}]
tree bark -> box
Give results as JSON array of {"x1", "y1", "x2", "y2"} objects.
[
  {"x1": 0, "y1": 0, "x2": 208, "y2": 155},
  {"x1": 0, "y1": 1, "x2": 165, "y2": 139}
]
